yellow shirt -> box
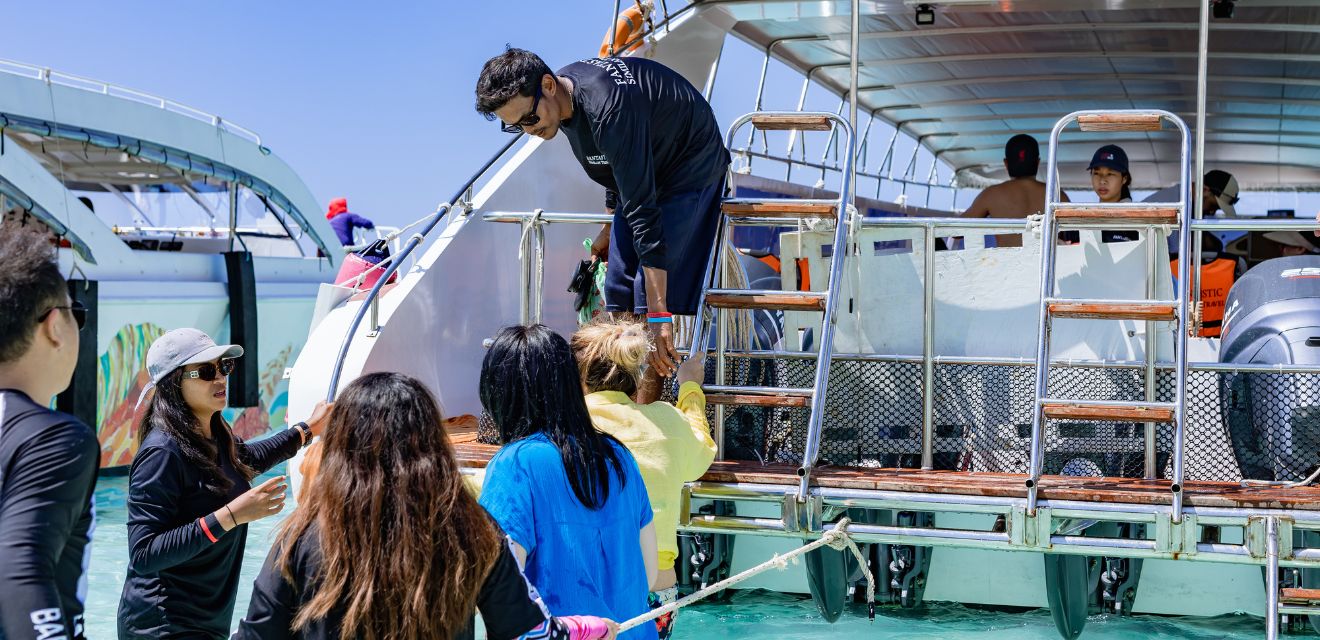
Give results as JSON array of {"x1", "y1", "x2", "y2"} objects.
[{"x1": 585, "y1": 381, "x2": 716, "y2": 571}]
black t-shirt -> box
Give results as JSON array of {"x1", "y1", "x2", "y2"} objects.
[
  {"x1": 234, "y1": 521, "x2": 558, "y2": 640},
  {"x1": 0, "y1": 389, "x2": 99, "y2": 640},
  {"x1": 116, "y1": 425, "x2": 301, "y2": 639},
  {"x1": 557, "y1": 56, "x2": 730, "y2": 269}
]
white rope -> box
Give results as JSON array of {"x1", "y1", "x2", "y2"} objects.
[{"x1": 617, "y1": 518, "x2": 876, "y2": 632}]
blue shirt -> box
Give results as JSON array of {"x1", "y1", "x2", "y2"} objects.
[{"x1": 479, "y1": 433, "x2": 657, "y2": 640}]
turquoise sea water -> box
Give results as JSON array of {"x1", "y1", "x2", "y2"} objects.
[{"x1": 85, "y1": 472, "x2": 1273, "y2": 639}]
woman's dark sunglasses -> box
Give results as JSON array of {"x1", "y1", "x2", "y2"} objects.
[
  {"x1": 37, "y1": 299, "x2": 87, "y2": 331},
  {"x1": 187, "y1": 358, "x2": 237, "y2": 382},
  {"x1": 500, "y1": 84, "x2": 543, "y2": 134}
]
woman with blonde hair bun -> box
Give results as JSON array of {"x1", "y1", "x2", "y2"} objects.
[{"x1": 570, "y1": 318, "x2": 717, "y2": 640}]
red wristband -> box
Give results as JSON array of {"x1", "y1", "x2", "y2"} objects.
[
  {"x1": 198, "y1": 516, "x2": 218, "y2": 543},
  {"x1": 646, "y1": 312, "x2": 672, "y2": 318}
]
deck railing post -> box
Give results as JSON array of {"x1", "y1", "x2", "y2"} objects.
[
  {"x1": 1267, "y1": 516, "x2": 1280, "y2": 640},
  {"x1": 921, "y1": 223, "x2": 936, "y2": 470},
  {"x1": 1144, "y1": 224, "x2": 1159, "y2": 479}
]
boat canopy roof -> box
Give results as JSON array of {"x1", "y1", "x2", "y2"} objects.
[{"x1": 712, "y1": 0, "x2": 1320, "y2": 191}]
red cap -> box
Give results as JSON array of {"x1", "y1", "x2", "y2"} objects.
[{"x1": 326, "y1": 197, "x2": 348, "y2": 219}]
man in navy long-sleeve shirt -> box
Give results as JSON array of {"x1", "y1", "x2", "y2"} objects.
[
  {"x1": 0, "y1": 224, "x2": 99, "y2": 640},
  {"x1": 476, "y1": 48, "x2": 730, "y2": 398}
]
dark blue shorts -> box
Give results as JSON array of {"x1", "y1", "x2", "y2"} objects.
[{"x1": 605, "y1": 177, "x2": 725, "y2": 316}]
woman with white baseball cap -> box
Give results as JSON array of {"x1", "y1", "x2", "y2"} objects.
[{"x1": 117, "y1": 328, "x2": 330, "y2": 639}]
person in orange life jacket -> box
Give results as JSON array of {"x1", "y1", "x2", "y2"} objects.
[
  {"x1": 325, "y1": 197, "x2": 375, "y2": 246},
  {"x1": 1172, "y1": 233, "x2": 1242, "y2": 338},
  {"x1": 1087, "y1": 144, "x2": 1141, "y2": 243}
]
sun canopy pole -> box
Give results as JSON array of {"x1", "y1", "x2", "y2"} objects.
[
  {"x1": 849, "y1": 0, "x2": 859, "y2": 208},
  {"x1": 1191, "y1": 0, "x2": 1211, "y2": 335}
]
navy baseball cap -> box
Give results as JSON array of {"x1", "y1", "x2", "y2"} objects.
[{"x1": 1088, "y1": 144, "x2": 1129, "y2": 174}]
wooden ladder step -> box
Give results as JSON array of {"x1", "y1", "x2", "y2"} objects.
[
  {"x1": 1042, "y1": 401, "x2": 1176, "y2": 423},
  {"x1": 750, "y1": 114, "x2": 833, "y2": 131},
  {"x1": 706, "y1": 289, "x2": 827, "y2": 311},
  {"x1": 722, "y1": 200, "x2": 837, "y2": 218},
  {"x1": 706, "y1": 389, "x2": 813, "y2": 408},
  {"x1": 1047, "y1": 300, "x2": 1177, "y2": 321},
  {"x1": 1054, "y1": 204, "x2": 1179, "y2": 225},
  {"x1": 1281, "y1": 588, "x2": 1320, "y2": 605},
  {"x1": 1077, "y1": 113, "x2": 1163, "y2": 132}
]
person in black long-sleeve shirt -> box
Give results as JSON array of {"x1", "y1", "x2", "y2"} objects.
[
  {"x1": 234, "y1": 372, "x2": 617, "y2": 640},
  {"x1": 0, "y1": 225, "x2": 98, "y2": 640},
  {"x1": 476, "y1": 48, "x2": 730, "y2": 399},
  {"x1": 116, "y1": 328, "x2": 330, "y2": 639}
]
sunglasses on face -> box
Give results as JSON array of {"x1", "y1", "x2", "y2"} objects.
[
  {"x1": 187, "y1": 358, "x2": 237, "y2": 382},
  {"x1": 500, "y1": 83, "x2": 543, "y2": 134},
  {"x1": 37, "y1": 299, "x2": 87, "y2": 331}
]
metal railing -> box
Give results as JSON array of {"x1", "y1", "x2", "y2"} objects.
[
  {"x1": 486, "y1": 208, "x2": 1320, "y2": 478},
  {"x1": 324, "y1": 135, "x2": 524, "y2": 400},
  {"x1": 0, "y1": 58, "x2": 265, "y2": 146}
]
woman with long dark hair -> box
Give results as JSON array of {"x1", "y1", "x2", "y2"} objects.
[
  {"x1": 235, "y1": 371, "x2": 618, "y2": 639},
  {"x1": 117, "y1": 328, "x2": 329, "y2": 638},
  {"x1": 479, "y1": 325, "x2": 659, "y2": 640}
]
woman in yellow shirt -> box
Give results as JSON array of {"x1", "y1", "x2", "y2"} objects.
[{"x1": 571, "y1": 319, "x2": 716, "y2": 640}]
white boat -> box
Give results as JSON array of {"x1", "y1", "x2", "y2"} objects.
[
  {"x1": 287, "y1": 2, "x2": 1320, "y2": 637},
  {"x1": 0, "y1": 60, "x2": 338, "y2": 470}
]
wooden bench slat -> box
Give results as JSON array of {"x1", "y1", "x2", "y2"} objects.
[
  {"x1": 1042, "y1": 402, "x2": 1176, "y2": 423},
  {"x1": 1048, "y1": 301, "x2": 1178, "y2": 321},
  {"x1": 1077, "y1": 113, "x2": 1163, "y2": 132},
  {"x1": 722, "y1": 201, "x2": 837, "y2": 218},
  {"x1": 706, "y1": 291, "x2": 826, "y2": 311},
  {"x1": 1055, "y1": 205, "x2": 1179, "y2": 225},
  {"x1": 750, "y1": 114, "x2": 833, "y2": 131},
  {"x1": 706, "y1": 393, "x2": 812, "y2": 408}
]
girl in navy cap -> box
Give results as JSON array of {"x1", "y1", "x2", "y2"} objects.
[{"x1": 1089, "y1": 144, "x2": 1138, "y2": 242}]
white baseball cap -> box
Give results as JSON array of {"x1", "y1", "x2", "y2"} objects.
[{"x1": 136, "y1": 328, "x2": 243, "y2": 407}]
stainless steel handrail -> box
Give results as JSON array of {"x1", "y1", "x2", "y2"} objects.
[
  {"x1": 711, "y1": 110, "x2": 856, "y2": 502},
  {"x1": 324, "y1": 134, "x2": 524, "y2": 400},
  {"x1": 1029, "y1": 109, "x2": 1194, "y2": 523}
]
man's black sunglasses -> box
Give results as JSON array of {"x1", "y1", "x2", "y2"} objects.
[
  {"x1": 187, "y1": 358, "x2": 237, "y2": 382},
  {"x1": 500, "y1": 84, "x2": 543, "y2": 134},
  {"x1": 37, "y1": 299, "x2": 86, "y2": 331}
]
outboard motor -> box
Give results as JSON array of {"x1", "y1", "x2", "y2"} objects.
[
  {"x1": 1219, "y1": 255, "x2": 1320, "y2": 635},
  {"x1": 1220, "y1": 255, "x2": 1320, "y2": 482}
]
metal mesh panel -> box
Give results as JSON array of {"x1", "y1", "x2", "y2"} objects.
[
  {"x1": 704, "y1": 356, "x2": 1320, "y2": 484},
  {"x1": 482, "y1": 353, "x2": 1320, "y2": 485},
  {"x1": 1202, "y1": 369, "x2": 1320, "y2": 483}
]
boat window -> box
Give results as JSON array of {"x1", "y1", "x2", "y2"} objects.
[{"x1": 6, "y1": 128, "x2": 321, "y2": 258}]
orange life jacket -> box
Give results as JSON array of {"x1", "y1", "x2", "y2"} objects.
[
  {"x1": 1172, "y1": 257, "x2": 1235, "y2": 338},
  {"x1": 599, "y1": 1, "x2": 653, "y2": 58}
]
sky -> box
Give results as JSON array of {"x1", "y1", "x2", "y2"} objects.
[
  {"x1": 5, "y1": 1, "x2": 1316, "y2": 228},
  {"x1": 1, "y1": 0, "x2": 951, "y2": 228}
]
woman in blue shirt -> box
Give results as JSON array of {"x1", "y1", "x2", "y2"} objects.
[{"x1": 479, "y1": 324, "x2": 659, "y2": 640}]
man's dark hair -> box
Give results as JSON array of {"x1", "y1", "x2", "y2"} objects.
[
  {"x1": 1004, "y1": 134, "x2": 1041, "y2": 178},
  {"x1": 0, "y1": 222, "x2": 67, "y2": 363},
  {"x1": 475, "y1": 47, "x2": 553, "y2": 119}
]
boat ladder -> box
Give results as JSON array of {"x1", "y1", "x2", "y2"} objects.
[
  {"x1": 1026, "y1": 110, "x2": 1195, "y2": 519},
  {"x1": 691, "y1": 111, "x2": 855, "y2": 501}
]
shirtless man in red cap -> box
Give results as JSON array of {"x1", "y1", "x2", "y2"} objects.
[{"x1": 960, "y1": 134, "x2": 1069, "y2": 248}]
